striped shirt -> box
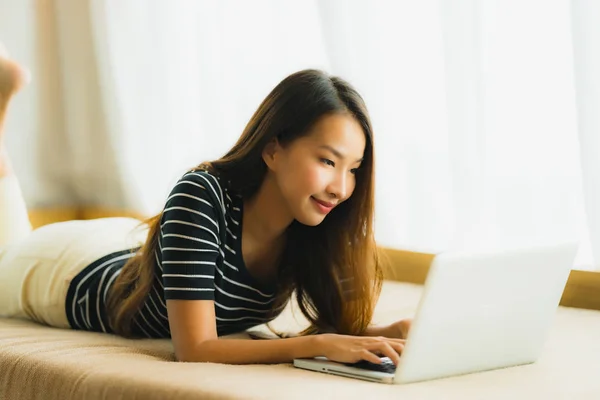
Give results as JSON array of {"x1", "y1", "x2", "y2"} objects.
[{"x1": 65, "y1": 170, "x2": 282, "y2": 337}]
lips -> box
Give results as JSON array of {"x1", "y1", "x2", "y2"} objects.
[{"x1": 311, "y1": 197, "x2": 336, "y2": 214}]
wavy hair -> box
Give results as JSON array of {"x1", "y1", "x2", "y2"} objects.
[{"x1": 106, "y1": 69, "x2": 382, "y2": 337}]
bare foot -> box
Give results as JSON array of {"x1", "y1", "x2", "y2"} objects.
[
  {"x1": 0, "y1": 42, "x2": 29, "y2": 99},
  {"x1": 0, "y1": 42, "x2": 29, "y2": 172}
]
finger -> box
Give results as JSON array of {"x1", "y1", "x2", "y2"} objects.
[
  {"x1": 387, "y1": 338, "x2": 406, "y2": 345},
  {"x1": 374, "y1": 336, "x2": 406, "y2": 345},
  {"x1": 367, "y1": 338, "x2": 404, "y2": 353},
  {"x1": 372, "y1": 342, "x2": 401, "y2": 365},
  {"x1": 389, "y1": 341, "x2": 405, "y2": 355},
  {"x1": 361, "y1": 349, "x2": 383, "y2": 364}
]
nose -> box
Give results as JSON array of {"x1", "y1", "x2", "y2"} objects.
[{"x1": 327, "y1": 171, "x2": 349, "y2": 200}]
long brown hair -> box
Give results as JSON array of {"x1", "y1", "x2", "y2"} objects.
[{"x1": 107, "y1": 69, "x2": 382, "y2": 337}]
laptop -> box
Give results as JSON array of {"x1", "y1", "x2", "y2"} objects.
[{"x1": 293, "y1": 241, "x2": 579, "y2": 384}]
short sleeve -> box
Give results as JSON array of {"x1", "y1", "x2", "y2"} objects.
[{"x1": 159, "y1": 171, "x2": 224, "y2": 301}]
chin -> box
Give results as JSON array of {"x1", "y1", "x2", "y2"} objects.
[
  {"x1": 295, "y1": 216, "x2": 324, "y2": 227},
  {"x1": 294, "y1": 211, "x2": 326, "y2": 227}
]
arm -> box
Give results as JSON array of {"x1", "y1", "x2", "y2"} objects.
[
  {"x1": 161, "y1": 173, "x2": 323, "y2": 364},
  {"x1": 167, "y1": 297, "x2": 322, "y2": 364},
  {"x1": 362, "y1": 318, "x2": 412, "y2": 339},
  {"x1": 362, "y1": 324, "x2": 394, "y2": 338},
  {"x1": 180, "y1": 335, "x2": 321, "y2": 364},
  {"x1": 162, "y1": 172, "x2": 405, "y2": 364},
  {"x1": 167, "y1": 298, "x2": 405, "y2": 364}
]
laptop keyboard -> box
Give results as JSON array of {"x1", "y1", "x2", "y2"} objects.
[{"x1": 345, "y1": 357, "x2": 397, "y2": 374}]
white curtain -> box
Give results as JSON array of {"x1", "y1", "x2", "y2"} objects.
[
  {"x1": 571, "y1": 0, "x2": 600, "y2": 270},
  {"x1": 1, "y1": 0, "x2": 598, "y2": 270}
]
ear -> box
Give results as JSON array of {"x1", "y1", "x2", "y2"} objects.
[{"x1": 262, "y1": 137, "x2": 282, "y2": 171}]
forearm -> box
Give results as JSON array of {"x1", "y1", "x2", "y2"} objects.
[
  {"x1": 362, "y1": 324, "x2": 393, "y2": 337},
  {"x1": 363, "y1": 318, "x2": 412, "y2": 339},
  {"x1": 180, "y1": 335, "x2": 322, "y2": 364}
]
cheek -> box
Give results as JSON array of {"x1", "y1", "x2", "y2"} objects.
[
  {"x1": 277, "y1": 159, "x2": 316, "y2": 197},
  {"x1": 281, "y1": 163, "x2": 324, "y2": 200},
  {"x1": 347, "y1": 178, "x2": 357, "y2": 197},
  {"x1": 299, "y1": 164, "x2": 327, "y2": 193}
]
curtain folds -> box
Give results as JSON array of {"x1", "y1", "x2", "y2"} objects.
[{"x1": 0, "y1": 0, "x2": 597, "y2": 269}]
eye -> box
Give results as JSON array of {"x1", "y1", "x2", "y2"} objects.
[
  {"x1": 320, "y1": 158, "x2": 335, "y2": 167},
  {"x1": 350, "y1": 168, "x2": 359, "y2": 175}
]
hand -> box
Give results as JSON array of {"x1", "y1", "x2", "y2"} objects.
[
  {"x1": 314, "y1": 333, "x2": 406, "y2": 365},
  {"x1": 388, "y1": 318, "x2": 412, "y2": 340}
]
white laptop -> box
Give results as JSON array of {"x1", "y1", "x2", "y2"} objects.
[{"x1": 293, "y1": 242, "x2": 579, "y2": 384}]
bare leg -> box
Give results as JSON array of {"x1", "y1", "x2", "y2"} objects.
[{"x1": 0, "y1": 42, "x2": 32, "y2": 247}]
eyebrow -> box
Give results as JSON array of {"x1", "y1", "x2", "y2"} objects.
[{"x1": 319, "y1": 145, "x2": 363, "y2": 163}]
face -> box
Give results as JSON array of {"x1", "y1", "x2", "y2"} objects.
[{"x1": 264, "y1": 113, "x2": 367, "y2": 226}]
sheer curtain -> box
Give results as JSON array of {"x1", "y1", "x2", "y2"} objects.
[
  {"x1": 571, "y1": 0, "x2": 600, "y2": 270},
  {"x1": 87, "y1": 0, "x2": 331, "y2": 213},
  {"x1": 1, "y1": 0, "x2": 598, "y2": 269}
]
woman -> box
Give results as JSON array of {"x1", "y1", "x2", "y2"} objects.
[{"x1": 0, "y1": 43, "x2": 410, "y2": 366}]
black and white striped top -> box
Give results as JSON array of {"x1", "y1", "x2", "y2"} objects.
[{"x1": 65, "y1": 170, "x2": 283, "y2": 337}]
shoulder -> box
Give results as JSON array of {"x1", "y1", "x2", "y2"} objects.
[
  {"x1": 179, "y1": 169, "x2": 222, "y2": 194},
  {"x1": 166, "y1": 169, "x2": 242, "y2": 220},
  {"x1": 169, "y1": 170, "x2": 224, "y2": 205}
]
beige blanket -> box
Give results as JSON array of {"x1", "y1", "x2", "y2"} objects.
[{"x1": 1, "y1": 281, "x2": 599, "y2": 399}]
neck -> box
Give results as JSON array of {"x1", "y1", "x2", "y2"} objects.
[{"x1": 243, "y1": 173, "x2": 293, "y2": 246}]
